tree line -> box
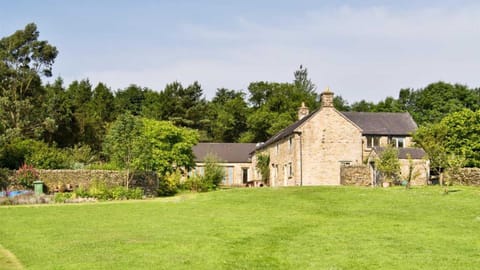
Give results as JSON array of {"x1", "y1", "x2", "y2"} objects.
[{"x1": 1, "y1": 23, "x2": 479, "y2": 171}]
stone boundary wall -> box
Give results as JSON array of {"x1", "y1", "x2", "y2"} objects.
[
  {"x1": 37, "y1": 170, "x2": 158, "y2": 195},
  {"x1": 447, "y1": 168, "x2": 480, "y2": 186},
  {"x1": 340, "y1": 165, "x2": 371, "y2": 186}
]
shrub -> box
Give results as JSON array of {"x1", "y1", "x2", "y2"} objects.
[
  {"x1": 15, "y1": 164, "x2": 39, "y2": 189},
  {"x1": 183, "y1": 175, "x2": 209, "y2": 192},
  {"x1": 158, "y1": 170, "x2": 181, "y2": 196},
  {"x1": 54, "y1": 192, "x2": 73, "y2": 203},
  {"x1": 72, "y1": 184, "x2": 143, "y2": 201},
  {"x1": 203, "y1": 155, "x2": 224, "y2": 190}
]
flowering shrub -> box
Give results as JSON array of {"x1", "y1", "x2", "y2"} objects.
[{"x1": 15, "y1": 164, "x2": 39, "y2": 189}]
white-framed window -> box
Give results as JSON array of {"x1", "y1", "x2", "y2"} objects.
[
  {"x1": 392, "y1": 137, "x2": 405, "y2": 148},
  {"x1": 366, "y1": 136, "x2": 380, "y2": 148}
]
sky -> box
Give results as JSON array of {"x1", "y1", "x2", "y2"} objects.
[{"x1": 1, "y1": 0, "x2": 479, "y2": 103}]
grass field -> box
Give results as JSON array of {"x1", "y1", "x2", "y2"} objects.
[{"x1": 0, "y1": 186, "x2": 479, "y2": 270}]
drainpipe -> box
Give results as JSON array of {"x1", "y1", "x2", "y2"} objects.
[{"x1": 294, "y1": 131, "x2": 303, "y2": 186}]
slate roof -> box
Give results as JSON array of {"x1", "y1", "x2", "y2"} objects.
[
  {"x1": 372, "y1": 147, "x2": 427, "y2": 159},
  {"x1": 193, "y1": 143, "x2": 257, "y2": 163},
  {"x1": 341, "y1": 112, "x2": 418, "y2": 136},
  {"x1": 256, "y1": 110, "x2": 418, "y2": 151}
]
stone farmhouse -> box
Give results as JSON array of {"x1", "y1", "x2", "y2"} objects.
[{"x1": 192, "y1": 88, "x2": 429, "y2": 187}]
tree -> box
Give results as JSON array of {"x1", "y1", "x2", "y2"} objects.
[
  {"x1": 114, "y1": 84, "x2": 146, "y2": 116},
  {"x1": 333, "y1": 95, "x2": 351, "y2": 111},
  {"x1": 293, "y1": 65, "x2": 317, "y2": 96},
  {"x1": 244, "y1": 81, "x2": 317, "y2": 142},
  {"x1": 140, "y1": 118, "x2": 199, "y2": 175},
  {"x1": 376, "y1": 146, "x2": 400, "y2": 184},
  {"x1": 0, "y1": 23, "x2": 58, "y2": 138},
  {"x1": 414, "y1": 109, "x2": 480, "y2": 172},
  {"x1": 103, "y1": 112, "x2": 144, "y2": 188},
  {"x1": 407, "y1": 82, "x2": 479, "y2": 125},
  {"x1": 440, "y1": 109, "x2": 480, "y2": 167},
  {"x1": 207, "y1": 88, "x2": 248, "y2": 142}
]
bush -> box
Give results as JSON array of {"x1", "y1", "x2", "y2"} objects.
[
  {"x1": 15, "y1": 164, "x2": 39, "y2": 189},
  {"x1": 183, "y1": 154, "x2": 225, "y2": 192},
  {"x1": 158, "y1": 170, "x2": 181, "y2": 196},
  {"x1": 71, "y1": 183, "x2": 143, "y2": 201},
  {"x1": 203, "y1": 155, "x2": 224, "y2": 189},
  {"x1": 54, "y1": 192, "x2": 73, "y2": 203},
  {"x1": 183, "y1": 175, "x2": 209, "y2": 192}
]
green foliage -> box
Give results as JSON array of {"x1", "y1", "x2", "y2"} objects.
[
  {"x1": 54, "y1": 192, "x2": 72, "y2": 203},
  {"x1": 103, "y1": 112, "x2": 144, "y2": 186},
  {"x1": 0, "y1": 23, "x2": 58, "y2": 138},
  {"x1": 157, "y1": 170, "x2": 181, "y2": 196},
  {"x1": 255, "y1": 153, "x2": 270, "y2": 184},
  {"x1": 244, "y1": 77, "x2": 318, "y2": 142},
  {"x1": 25, "y1": 140, "x2": 71, "y2": 169},
  {"x1": 0, "y1": 168, "x2": 11, "y2": 191},
  {"x1": 405, "y1": 82, "x2": 480, "y2": 125},
  {"x1": 76, "y1": 179, "x2": 143, "y2": 201},
  {"x1": 15, "y1": 163, "x2": 39, "y2": 189},
  {"x1": 414, "y1": 109, "x2": 480, "y2": 169},
  {"x1": 183, "y1": 155, "x2": 224, "y2": 192},
  {"x1": 140, "y1": 118, "x2": 199, "y2": 174},
  {"x1": 202, "y1": 154, "x2": 225, "y2": 189},
  {"x1": 375, "y1": 147, "x2": 400, "y2": 183},
  {"x1": 207, "y1": 88, "x2": 248, "y2": 142}
]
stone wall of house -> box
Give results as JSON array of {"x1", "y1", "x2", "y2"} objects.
[
  {"x1": 300, "y1": 108, "x2": 364, "y2": 185},
  {"x1": 340, "y1": 165, "x2": 371, "y2": 186},
  {"x1": 447, "y1": 168, "x2": 480, "y2": 186},
  {"x1": 37, "y1": 170, "x2": 158, "y2": 195},
  {"x1": 267, "y1": 133, "x2": 301, "y2": 187}
]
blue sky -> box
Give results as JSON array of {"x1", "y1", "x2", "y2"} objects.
[{"x1": 1, "y1": 0, "x2": 479, "y2": 102}]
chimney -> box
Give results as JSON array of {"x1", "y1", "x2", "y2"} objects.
[
  {"x1": 321, "y1": 87, "x2": 334, "y2": 107},
  {"x1": 298, "y1": 102, "x2": 309, "y2": 120}
]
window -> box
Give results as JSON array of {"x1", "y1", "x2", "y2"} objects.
[
  {"x1": 366, "y1": 136, "x2": 380, "y2": 148},
  {"x1": 288, "y1": 162, "x2": 293, "y2": 177},
  {"x1": 242, "y1": 168, "x2": 249, "y2": 184},
  {"x1": 392, "y1": 137, "x2": 405, "y2": 148},
  {"x1": 275, "y1": 143, "x2": 279, "y2": 155},
  {"x1": 288, "y1": 137, "x2": 293, "y2": 151}
]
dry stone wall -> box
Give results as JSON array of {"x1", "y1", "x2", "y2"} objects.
[
  {"x1": 340, "y1": 165, "x2": 371, "y2": 186},
  {"x1": 37, "y1": 170, "x2": 158, "y2": 195},
  {"x1": 447, "y1": 168, "x2": 480, "y2": 186}
]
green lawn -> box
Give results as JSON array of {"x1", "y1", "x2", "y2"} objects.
[{"x1": 0, "y1": 186, "x2": 479, "y2": 270}]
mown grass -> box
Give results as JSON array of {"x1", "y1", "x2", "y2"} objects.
[{"x1": 0, "y1": 186, "x2": 479, "y2": 270}]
